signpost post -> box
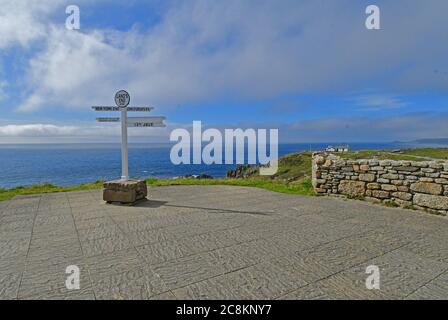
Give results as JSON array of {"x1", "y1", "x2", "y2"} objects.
[
  {"x1": 115, "y1": 90, "x2": 131, "y2": 180},
  {"x1": 92, "y1": 90, "x2": 166, "y2": 205}
]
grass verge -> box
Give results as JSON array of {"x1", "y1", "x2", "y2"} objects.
[
  {"x1": 145, "y1": 177, "x2": 315, "y2": 196},
  {"x1": 0, "y1": 181, "x2": 104, "y2": 201},
  {"x1": 0, "y1": 177, "x2": 315, "y2": 202},
  {"x1": 339, "y1": 148, "x2": 448, "y2": 162}
]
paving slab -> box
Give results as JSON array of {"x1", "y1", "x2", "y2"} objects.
[{"x1": 0, "y1": 185, "x2": 447, "y2": 300}]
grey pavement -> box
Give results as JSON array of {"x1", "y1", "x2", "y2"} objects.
[{"x1": 0, "y1": 185, "x2": 447, "y2": 300}]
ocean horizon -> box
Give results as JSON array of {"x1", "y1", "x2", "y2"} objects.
[{"x1": 1, "y1": 141, "x2": 446, "y2": 189}]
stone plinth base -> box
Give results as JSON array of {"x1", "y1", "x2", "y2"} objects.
[{"x1": 103, "y1": 179, "x2": 147, "y2": 205}]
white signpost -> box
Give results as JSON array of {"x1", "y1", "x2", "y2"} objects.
[
  {"x1": 93, "y1": 90, "x2": 166, "y2": 181},
  {"x1": 127, "y1": 117, "x2": 166, "y2": 127}
]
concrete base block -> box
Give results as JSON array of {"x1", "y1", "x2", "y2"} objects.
[{"x1": 103, "y1": 179, "x2": 147, "y2": 205}]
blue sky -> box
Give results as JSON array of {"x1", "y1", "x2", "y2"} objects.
[{"x1": 0, "y1": 0, "x2": 448, "y2": 143}]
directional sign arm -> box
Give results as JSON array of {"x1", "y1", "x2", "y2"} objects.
[
  {"x1": 92, "y1": 106, "x2": 154, "y2": 112},
  {"x1": 127, "y1": 107, "x2": 154, "y2": 112},
  {"x1": 126, "y1": 116, "x2": 166, "y2": 128},
  {"x1": 96, "y1": 117, "x2": 120, "y2": 122},
  {"x1": 92, "y1": 106, "x2": 120, "y2": 111},
  {"x1": 127, "y1": 122, "x2": 166, "y2": 128},
  {"x1": 126, "y1": 116, "x2": 166, "y2": 122}
]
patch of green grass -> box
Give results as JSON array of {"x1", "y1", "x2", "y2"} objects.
[
  {"x1": 399, "y1": 148, "x2": 448, "y2": 160},
  {"x1": 0, "y1": 177, "x2": 315, "y2": 202},
  {"x1": 382, "y1": 200, "x2": 400, "y2": 208},
  {"x1": 0, "y1": 181, "x2": 104, "y2": 201},
  {"x1": 144, "y1": 152, "x2": 315, "y2": 196},
  {"x1": 339, "y1": 148, "x2": 448, "y2": 162},
  {"x1": 339, "y1": 150, "x2": 426, "y2": 162},
  {"x1": 145, "y1": 177, "x2": 316, "y2": 196},
  {"x1": 271, "y1": 152, "x2": 312, "y2": 180}
]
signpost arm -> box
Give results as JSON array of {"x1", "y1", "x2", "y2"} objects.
[
  {"x1": 94, "y1": 90, "x2": 164, "y2": 183},
  {"x1": 121, "y1": 108, "x2": 129, "y2": 180}
]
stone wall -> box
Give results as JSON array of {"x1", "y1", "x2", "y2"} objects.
[{"x1": 312, "y1": 152, "x2": 448, "y2": 215}]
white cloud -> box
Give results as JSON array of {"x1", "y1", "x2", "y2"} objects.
[
  {"x1": 3, "y1": 0, "x2": 448, "y2": 112},
  {"x1": 284, "y1": 112, "x2": 448, "y2": 142},
  {"x1": 0, "y1": 122, "x2": 174, "y2": 141},
  {"x1": 0, "y1": 124, "x2": 79, "y2": 136},
  {"x1": 348, "y1": 92, "x2": 409, "y2": 110},
  {"x1": 2, "y1": 111, "x2": 448, "y2": 143},
  {"x1": 18, "y1": 27, "x2": 129, "y2": 111},
  {"x1": 0, "y1": 0, "x2": 64, "y2": 48}
]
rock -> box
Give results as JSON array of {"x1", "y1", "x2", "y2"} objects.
[
  {"x1": 419, "y1": 177, "x2": 434, "y2": 182},
  {"x1": 338, "y1": 180, "x2": 366, "y2": 197},
  {"x1": 103, "y1": 179, "x2": 147, "y2": 204},
  {"x1": 413, "y1": 194, "x2": 448, "y2": 210},
  {"x1": 429, "y1": 163, "x2": 444, "y2": 169},
  {"x1": 367, "y1": 183, "x2": 380, "y2": 190},
  {"x1": 377, "y1": 178, "x2": 390, "y2": 184},
  {"x1": 227, "y1": 165, "x2": 258, "y2": 178},
  {"x1": 397, "y1": 186, "x2": 410, "y2": 192},
  {"x1": 410, "y1": 182, "x2": 443, "y2": 195},
  {"x1": 395, "y1": 166, "x2": 419, "y2": 172},
  {"x1": 315, "y1": 179, "x2": 326, "y2": 185},
  {"x1": 314, "y1": 155, "x2": 325, "y2": 165},
  {"x1": 359, "y1": 173, "x2": 375, "y2": 182},
  {"x1": 411, "y1": 161, "x2": 428, "y2": 168},
  {"x1": 393, "y1": 199, "x2": 413, "y2": 208},
  {"x1": 103, "y1": 190, "x2": 136, "y2": 203},
  {"x1": 360, "y1": 165, "x2": 370, "y2": 171},
  {"x1": 381, "y1": 184, "x2": 398, "y2": 192},
  {"x1": 429, "y1": 162, "x2": 443, "y2": 170},
  {"x1": 184, "y1": 173, "x2": 214, "y2": 179},
  {"x1": 391, "y1": 180, "x2": 403, "y2": 186},
  {"x1": 323, "y1": 160, "x2": 333, "y2": 167},
  {"x1": 381, "y1": 173, "x2": 399, "y2": 180},
  {"x1": 392, "y1": 192, "x2": 413, "y2": 201},
  {"x1": 372, "y1": 190, "x2": 390, "y2": 199}
]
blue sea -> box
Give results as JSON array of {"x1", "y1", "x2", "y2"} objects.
[{"x1": 0, "y1": 142, "x2": 442, "y2": 188}]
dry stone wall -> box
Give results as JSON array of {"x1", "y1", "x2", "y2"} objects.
[{"x1": 312, "y1": 152, "x2": 448, "y2": 214}]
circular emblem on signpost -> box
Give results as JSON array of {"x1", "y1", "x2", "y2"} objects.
[{"x1": 114, "y1": 90, "x2": 130, "y2": 108}]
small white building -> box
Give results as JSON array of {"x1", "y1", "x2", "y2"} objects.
[
  {"x1": 336, "y1": 145, "x2": 350, "y2": 152},
  {"x1": 325, "y1": 145, "x2": 350, "y2": 153}
]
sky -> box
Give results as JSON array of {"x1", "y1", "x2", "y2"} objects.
[{"x1": 0, "y1": 0, "x2": 447, "y2": 143}]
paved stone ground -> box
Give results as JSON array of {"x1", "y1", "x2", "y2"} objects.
[{"x1": 1, "y1": 185, "x2": 447, "y2": 300}]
